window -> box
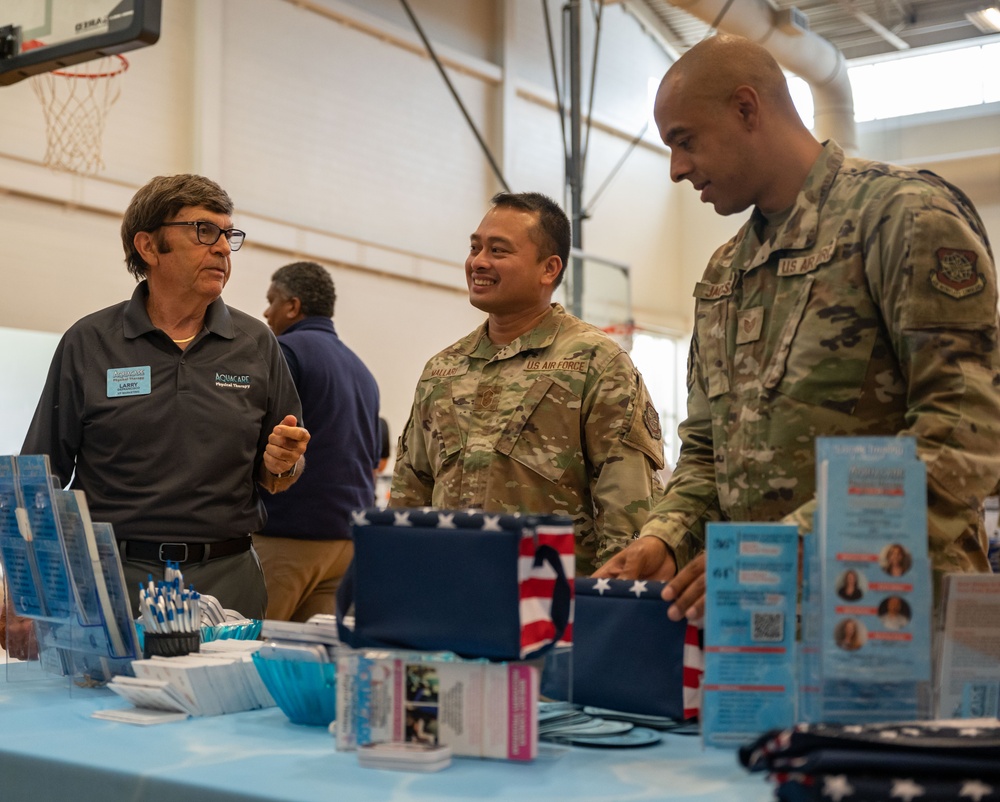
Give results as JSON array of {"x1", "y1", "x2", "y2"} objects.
[{"x1": 788, "y1": 40, "x2": 1000, "y2": 126}]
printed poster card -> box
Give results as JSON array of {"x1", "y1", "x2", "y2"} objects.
[
  {"x1": 812, "y1": 436, "x2": 932, "y2": 722},
  {"x1": 702, "y1": 522, "x2": 798, "y2": 749}
]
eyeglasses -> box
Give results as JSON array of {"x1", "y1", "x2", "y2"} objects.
[{"x1": 159, "y1": 220, "x2": 246, "y2": 251}]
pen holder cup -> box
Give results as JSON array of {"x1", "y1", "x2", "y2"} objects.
[
  {"x1": 201, "y1": 619, "x2": 262, "y2": 643},
  {"x1": 251, "y1": 652, "x2": 338, "y2": 726},
  {"x1": 143, "y1": 631, "x2": 201, "y2": 659}
]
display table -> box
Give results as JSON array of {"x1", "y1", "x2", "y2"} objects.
[{"x1": 0, "y1": 670, "x2": 774, "y2": 802}]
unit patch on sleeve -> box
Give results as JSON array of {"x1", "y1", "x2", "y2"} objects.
[
  {"x1": 643, "y1": 401, "x2": 662, "y2": 440},
  {"x1": 930, "y1": 247, "x2": 985, "y2": 299}
]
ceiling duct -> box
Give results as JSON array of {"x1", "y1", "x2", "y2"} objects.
[{"x1": 645, "y1": 0, "x2": 858, "y2": 154}]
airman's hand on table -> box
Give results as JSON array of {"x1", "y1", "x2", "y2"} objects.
[
  {"x1": 594, "y1": 537, "x2": 705, "y2": 623},
  {"x1": 661, "y1": 551, "x2": 706, "y2": 623},
  {"x1": 593, "y1": 536, "x2": 678, "y2": 582}
]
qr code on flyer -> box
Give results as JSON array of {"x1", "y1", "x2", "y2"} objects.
[{"x1": 751, "y1": 611, "x2": 784, "y2": 642}]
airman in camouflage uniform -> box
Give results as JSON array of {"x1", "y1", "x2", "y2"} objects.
[
  {"x1": 391, "y1": 193, "x2": 664, "y2": 575},
  {"x1": 597, "y1": 34, "x2": 1000, "y2": 614}
]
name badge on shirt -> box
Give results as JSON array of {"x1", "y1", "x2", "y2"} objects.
[{"x1": 107, "y1": 366, "x2": 151, "y2": 398}]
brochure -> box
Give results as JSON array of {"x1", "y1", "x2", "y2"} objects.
[
  {"x1": 0, "y1": 455, "x2": 45, "y2": 618},
  {"x1": 336, "y1": 649, "x2": 538, "y2": 761},
  {"x1": 806, "y1": 436, "x2": 932, "y2": 723},
  {"x1": 701, "y1": 522, "x2": 798, "y2": 748},
  {"x1": 936, "y1": 573, "x2": 1000, "y2": 718},
  {"x1": 0, "y1": 454, "x2": 141, "y2": 681},
  {"x1": 15, "y1": 454, "x2": 74, "y2": 621}
]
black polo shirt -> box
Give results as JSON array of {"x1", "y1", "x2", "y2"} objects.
[{"x1": 22, "y1": 282, "x2": 302, "y2": 544}]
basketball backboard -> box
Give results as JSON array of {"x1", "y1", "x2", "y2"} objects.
[{"x1": 0, "y1": 0, "x2": 160, "y2": 86}]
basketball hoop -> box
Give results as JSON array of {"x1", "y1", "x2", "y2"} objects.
[
  {"x1": 26, "y1": 42, "x2": 129, "y2": 175},
  {"x1": 601, "y1": 322, "x2": 636, "y2": 351}
]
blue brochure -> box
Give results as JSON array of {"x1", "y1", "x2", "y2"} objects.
[
  {"x1": 0, "y1": 455, "x2": 45, "y2": 617},
  {"x1": 15, "y1": 454, "x2": 74, "y2": 621},
  {"x1": 0, "y1": 455, "x2": 140, "y2": 680},
  {"x1": 702, "y1": 522, "x2": 798, "y2": 748},
  {"x1": 806, "y1": 436, "x2": 932, "y2": 723}
]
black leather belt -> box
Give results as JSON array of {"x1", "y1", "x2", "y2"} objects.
[{"x1": 119, "y1": 536, "x2": 252, "y2": 565}]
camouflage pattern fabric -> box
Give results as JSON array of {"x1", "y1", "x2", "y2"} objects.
[
  {"x1": 391, "y1": 303, "x2": 665, "y2": 574},
  {"x1": 641, "y1": 141, "x2": 1000, "y2": 598}
]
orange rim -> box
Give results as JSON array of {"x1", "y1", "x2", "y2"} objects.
[
  {"x1": 22, "y1": 39, "x2": 129, "y2": 78},
  {"x1": 52, "y1": 54, "x2": 129, "y2": 79}
]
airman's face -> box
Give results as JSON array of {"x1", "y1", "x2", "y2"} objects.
[
  {"x1": 655, "y1": 78, "x2": 758, "y2": 216},
  {"x1": 465, "y1": 207, "x2": 560, "y2": 315}
]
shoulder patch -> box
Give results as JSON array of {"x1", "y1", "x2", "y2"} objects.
[
  {"x1": 930, "y1": 247, "x2": 985, "y2": 299},
  {"x1": 643, "y1": 401, "x2": 662, "y2": 440}
]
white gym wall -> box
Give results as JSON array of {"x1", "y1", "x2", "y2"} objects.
[{"x1": 0, "y1": 0, "x2": 996, "y2": 453}]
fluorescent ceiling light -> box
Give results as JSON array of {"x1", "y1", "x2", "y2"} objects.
[{"x1": 966, "y1": 6, "x2": 1000, "y2": 33}]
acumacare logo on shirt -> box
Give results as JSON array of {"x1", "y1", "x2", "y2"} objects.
[{"x1": 215, "y1": 372, "x2": 251, "y2": 389}]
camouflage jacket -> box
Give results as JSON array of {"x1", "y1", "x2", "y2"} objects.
[
  {"x1": 391, "y1": 304, "x2": 665, "y2": 574},
  {"x1": 641, "y1": 142, "x2": 1000, "y2": 588}
]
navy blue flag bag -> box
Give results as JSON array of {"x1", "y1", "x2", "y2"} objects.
[
  {"x1": 541, "y1": 577, "x2": 703, "y2": 720},
  {"x1": 336, "y1": 508, "x2": 575, "y2": 661}
]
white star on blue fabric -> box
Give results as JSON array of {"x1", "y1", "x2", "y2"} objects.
[
  {"x1": 481, "y1": 515, "x2": 503, "y2": 531},
  {"x1": 592, "y1": 578, "x2": 611, "y2": 595},
  {"x1": 629, "y1": 580, "x2": 648, "y2": 598},
  {"x1": 436, "y1": 512, "x2": 456, "y2": 528},
  {"x1": 879, "y1": 730, "x2": 900, "y2": 739},
  {"x1": 890, "y1": 778, "x2": 925, "y2": 801},
  {"x1": 350, "y1": 510, "x2": 370, "y2": 526},
  {"x1": 960, "y1": 780, "x2": 994, "y2": 801},
  {"x1": 393, "y1": 511, "x2": 412, "y2": 526},
  {"x1": 822, "y1": 775, "x2": 854, "y2": 802}
]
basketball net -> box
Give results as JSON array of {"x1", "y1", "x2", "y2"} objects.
[
  {"x1": 601, "y1": 322, "x2": 636, "y2": 351},
  {"x1": 29, "y1": 49, "x2": 128, "y2": 175}
]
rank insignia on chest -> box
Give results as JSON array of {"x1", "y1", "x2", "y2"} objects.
[
  {"x1": 476, "y1": 385, "x2": 501, "y2": 411},
  {"x1": 643, "y1": 401, "x2": 662, "y2": 440},
  {"x1": 930, "y1": 248, "x2": 985, "y2": 299},
  {"x1": 736, "y1": 306, "x2": 764, "y2": 345}
]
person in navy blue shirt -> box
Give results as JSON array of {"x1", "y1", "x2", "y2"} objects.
[{"x1": 256, "y1": 261, "x2": 381, "y2": 621}]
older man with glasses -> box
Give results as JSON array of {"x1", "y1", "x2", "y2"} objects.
[{"x1": 21, "y1": 174, "x2": 310, "y2": 620}]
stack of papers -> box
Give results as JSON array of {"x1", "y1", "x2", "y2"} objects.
[
  {"x1": 96, "y1": 641, "x2": 274, "y2": 724},
  {"x1": 261, "y1": 615, "x2": 340, "y2": 648}
]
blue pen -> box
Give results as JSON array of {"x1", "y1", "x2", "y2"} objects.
[
  {"x1": 156, "y1": 597, "x2": 167, "y2": 632},
  {"x1": 139, "y1": 586, "x2": 156, "y2": 632}
]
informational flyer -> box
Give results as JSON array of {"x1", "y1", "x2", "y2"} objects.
[
  {"x1": 337, "y1": 650, "x2": 538, "y2": 761},
  {"x1": 811, "y1": 437, "x2": 932, "y2": 722},
  {"x1": 0, "y1": 455, "x2": 140, "y2": 680},
  {"x1": 937, "y1": 573, "x2": 1000, "y2": 718},
  {"x1": 702, "y1": 522, "x2": 798, "y2": 749},
  {"x1": 0, "y1": 455, "x2": 45, "y2": 617}
]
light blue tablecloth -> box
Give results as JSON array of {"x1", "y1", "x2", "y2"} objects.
[{"x1": 0, "y1": 668, "x2": 775, "y2": 802}]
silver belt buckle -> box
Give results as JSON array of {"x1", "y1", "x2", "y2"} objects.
[{"x1": 159, "y1": 542, "x2": 189, "y2": 562}]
